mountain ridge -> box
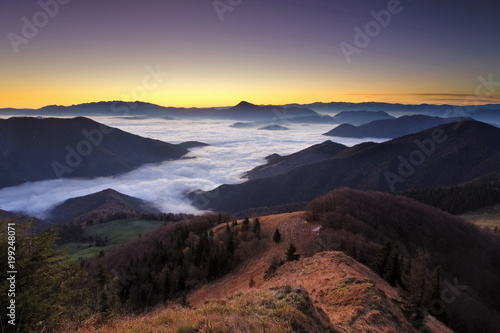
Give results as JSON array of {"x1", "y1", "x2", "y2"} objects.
[
  {"x1": 193, "y1": 120, "x2": 500, "y2": 213},
  {"x1": 46, "y1": 188, "x2": 160, "y2": 224},
  {"x1": 324, "y1": 115, "x2": 472, "y2": 138},
  {"x1": 0, "y1": 117, "x2": 196, "y2": 188}
]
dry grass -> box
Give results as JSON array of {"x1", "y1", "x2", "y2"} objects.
[
  {"x1": 191, "y1": 212, "x2": 452, "y2": 333},
  {"x1": 260, "y1": 251, "x2": 415, "y2": 333},
  {"x1": 189, "y1": 211, "x2": 319, "y2": 306},
  {"x1": 64, "y1": 212, "x2": 454, "y2": 333},
  {"x1": 69, "y1": 287, "x2": 336, "y2": 333}
]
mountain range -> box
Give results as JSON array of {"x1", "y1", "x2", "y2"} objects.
[
  {"x1": 244, "y1": 140, "x2": 347, "y2": 180},
  {"x1": 286, "y1": 101, "x2": 500, "y2": 116},
  {"x1": 3, "y1": 100, "x2": 500, "y2": 123},
  {"x1": 0, "y1": 101, "x2": 317, "y2": 121},
  {"x1": 192, "y1": 120, "x2": 500, "y2": 213},
  {"x1": 329, "y1": 110, "x2": 394, "y2": 125}
]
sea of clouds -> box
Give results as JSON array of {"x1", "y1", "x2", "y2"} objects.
[{"x1": 0, "y1": 117, "x2": 388, "y2": 217}]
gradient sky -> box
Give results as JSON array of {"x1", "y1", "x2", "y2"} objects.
[{"x1": 1, "y1": 0, "x2": 499, "y2": 108}]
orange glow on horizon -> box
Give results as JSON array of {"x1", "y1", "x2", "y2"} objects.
[{"x1": 2, "y1": 92, "x2": 499, "y2": 110}]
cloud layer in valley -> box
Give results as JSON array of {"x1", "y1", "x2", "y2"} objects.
[{"x1": 0, "y1": 117, "x2": 389, "y2": 217}]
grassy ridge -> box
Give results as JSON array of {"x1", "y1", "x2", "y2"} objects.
[{"x1": 64, "y1": 286, "x2": 336, "y2": 332}]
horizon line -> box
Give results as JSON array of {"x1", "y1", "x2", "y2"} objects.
[{"x1": 2, "y1": 98, "x2": 500, "y2": 111}]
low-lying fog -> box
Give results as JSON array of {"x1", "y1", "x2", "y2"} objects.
[{"x1": 0, "y1": 117, "x2": 389, "y2": 217}]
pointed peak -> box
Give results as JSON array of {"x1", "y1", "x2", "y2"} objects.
[{"x1": 235, "y1": 101, "x2": 256, "y2": 108}]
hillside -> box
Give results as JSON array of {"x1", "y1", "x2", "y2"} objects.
[
  {"x1": 72, "y1": 209, "x2": 458, "y2": 333},
  {"x1": 0, "y1": 117, "x2": 193, "y2": 188},
  {"x1": 71, "y1": 286, "x2": 337, "y2": 332},
  {"x1": 46, "y1": 189, "x2": 160, "y2": 224},
  {"x1": 189, "y1": 191, "x2": 500, "y2": 332},
  {"x1": 75, "y1": 252, "x2": 452, "y2": 333},
  {"x1": 331, "y1": 110, "x2": 395, "y2": 125},
  {"x1": 304, "y1": 189, "x2": 500, "y2": 332},
  {"x1": 193, "y1": 120, "x2": 500, "y2": 213},
  {"x1": 189, "y1": 214, "x2": 424, "y2": 332},
  {"x1": 244, "y1": 140, "x2": 347, "y2": 180},
  {"x1": 398, "y1": 168, "x2": 500, "y2": 215},
  {"x1": 324, "y1": 115, "x2": 471, "y2": 138},
  {"x1": 75, "y1": 188, "x2": 500, "y2": 332}
]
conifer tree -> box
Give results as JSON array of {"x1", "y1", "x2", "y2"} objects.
[
  {"x1": 273, "y1": 228, "x2": 282, "y2": 243},
  {"x1": 252, "y1": 218, "x2": 261, "y2": 237},
  {"x1": 372, "y1": 241, "x2": 392, "y2": 276},
  {"x1": 241, "y1": 217, "x2": 250, "y2": 232},
  {"x1": 0, "y1": 217, "x2": 83, "y2": 331},
  {"x1": 384, "y1": 244, "x2": 402, "y2": 286},
  {"x1": 285, "y1": 243, "x2": 300, "y2": 261},
  {"x1": 401, "y1": 249, "x2": 431, "y2": 328},
  {"x1": 430, "y1": 266, "x2": 441, "y2": 301}
]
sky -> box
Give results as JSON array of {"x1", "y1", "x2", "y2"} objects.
[{"x1": 1, "y1": 0, "x2": 500, "y2": 109}]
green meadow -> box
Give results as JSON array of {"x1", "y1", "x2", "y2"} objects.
[{"x1": 58, "y1": 219, "x2": 167, "y2": 260}]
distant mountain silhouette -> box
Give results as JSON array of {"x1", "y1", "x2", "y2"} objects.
[
  {"x1": 468, "y1": 109, "x2": 500, "y2": 124},
  {"x1": 285, "y1": 114, "x2": 336, "y2": 124},
  {"x1": 192, "y1": 120, "x2": 500, "y2": 213},
  {"x1": 229, "y1": 122, "x2": 260, "y2": 128},
  {"x1": 46, "y1": 188, "x2": 159, "y2": 224},
  {"x1": 0, "y1": 101, "x2": 319, "y2": 121},
  {"x1": 292, "y1": 101, "x2": 500, "y2": 115},
  {"x1": 176, "y1": 141, "x2": 210, "y2": 149},
  {"x1": 244, "y1": 141, "x2": 347, "y2": 180},
  {"x1": 324, "y1": 115, "x2": 471, "y2": 138},
  {"x1": 224, "y1": 101, "x2": 317, "y2": 120},
  {"x1": 258, "y1": 125, "x2": 289, "y2": 131},
  {"x1": 3, "y1": 101, "x2": 500, "y2": 121},
  {"x1": 0, "y1": 117, "x2": 197, "y2": 188},
  {"x1": 331, "y1": 110, "x2": 395, "y2": 125}
]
